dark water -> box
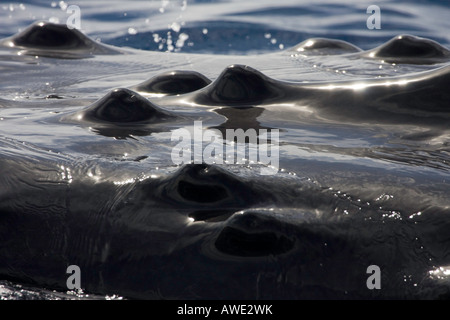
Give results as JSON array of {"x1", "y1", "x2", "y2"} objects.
[{"x1": 0, "y1": 0, "x2": 450, "y2": 300}]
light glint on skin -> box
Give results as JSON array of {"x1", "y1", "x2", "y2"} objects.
[
  {"x1": 350, "y1": 82, "x2": 367, "y2": 91},
  {"x1": 429, "y1": 266, "x2": 450, "y2": 279},
  {"x1": 316, "y1": 78, "x2": 411, "y2": 91},
  {"x1": 60, "y1": 165, "x2": 73, "y2": 183},
  {"x1": 87, "y1": 171, "x2": 101, "y2": 182},
  {"x1": 177, "y1": 98, "x2": 198, "y2": 107},
  {"x1": 113, "y1": 178, "x2": 135, "y2": 185}
]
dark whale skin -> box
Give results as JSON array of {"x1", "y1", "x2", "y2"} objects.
[
  {"x1": 163, "y1": 62, "x2": 450, "y2": 128},
  {"x1": 79, "y1": 88, "x2": 176, "y2": 124},
  {"x1": 362, "y1": 34, "x2": 450, "y2": 64},
  {"x1": 0, "y1": 21, "x2": 120, "y2": 58},
  {"x1": 58, "y1": 88, "x2": 182, "y2": 139},
  {"x1": 131, "y1": 70, "x2": 212, "y2": 95},
  {"x1": 192, "y1": 64, "x2": 290, "y2": 106},
  {"x1": 1, "y1": 161, "x2": 448, "y2": 299}
]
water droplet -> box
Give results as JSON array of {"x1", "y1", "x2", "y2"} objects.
[{"x1": 169, "y1": 22, "x2": 180, "y2": 32}]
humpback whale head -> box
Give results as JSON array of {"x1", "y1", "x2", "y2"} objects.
[
  {"x1": 132, "y1": 70, "x2": 211, "y2": 95},
  {"x1": 80, "y1": 88, "x2": 175, "y2": 124}
]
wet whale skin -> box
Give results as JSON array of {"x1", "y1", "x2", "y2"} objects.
[{"x1": 0, "y1": 21, "x2": 450, "y2": 300}]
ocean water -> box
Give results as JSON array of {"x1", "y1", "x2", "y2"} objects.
[{"x1": 0, "y1": 0, "x2": 449, "y2": 300}]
